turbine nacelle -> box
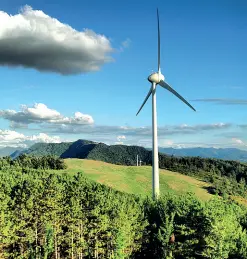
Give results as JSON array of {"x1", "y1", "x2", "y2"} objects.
[{"x1": 148, "y1": 72, "x2": 165, "y2": 84}]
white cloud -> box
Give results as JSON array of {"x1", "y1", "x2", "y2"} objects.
[
  {"x1": 22, "y1": 103, "x2": 61, "y2": 120},
  {"x1": 0, "y1": 129, "x2": 61, "y2": 148},
  {"x1": 115, "y1": 135, "x2": 126, "y2": 145},
  {"x1": 0, "y1": 6, "x2": 113, "y2": 74},
  {"x1": 51, "y1": 111, "x2": 94, "y2": 125},
  {"x1": 117, "y1": 135, "x2": 126, "y2": 141},
  {"x1": 232, "y1": 138, "x2": 246, "y2": 145},
  {"x1": 0, "y1": 103, "x2": 94, "y2": 127},
  {"x1": 28, "y1": 133, "x2": 61, "y2": 143},
  {"x1": 0, "y1": 129, "x2": 25, "y2": 142}
]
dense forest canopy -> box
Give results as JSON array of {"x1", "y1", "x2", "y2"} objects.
[
  {"x1": 1, "y1": 156, "x2": 247, "y2": 258},
  {"x1": 0, "y1": 154, "x2": 66, "y2": 170}
]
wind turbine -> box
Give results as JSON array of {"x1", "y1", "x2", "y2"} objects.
[{"x1": 136, "y1": 9, "x2": 196, "y2": 200}]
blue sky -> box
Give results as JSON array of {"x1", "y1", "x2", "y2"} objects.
[{"x1": 0, "y1": 0, "x2": 247, "y2": 149}]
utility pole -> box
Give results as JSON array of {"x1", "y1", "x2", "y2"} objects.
[{"x1": 137, "y1": 155, "x2": 139, "y2": 166}]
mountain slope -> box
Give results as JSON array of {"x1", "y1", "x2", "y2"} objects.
[
  {"x1": 61, "y1": 139, "x2": 96, "y2": 158},
  {"x1": 86, "y1": 143, "x2": 152, "y2": 165},
  {"x1": 18, "y1": 142, "x2": 73, "y2": 157},
  {"x1": 10, "y1": 149, "x2": 27, "y2": 159}
]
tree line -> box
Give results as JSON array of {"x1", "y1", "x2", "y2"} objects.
[
  {"x1": 158, "y1": 155, "x2": 247, "y2": 198},
  {"x1": 0, "y1": 154, "x2": 66, "y2": 170}
]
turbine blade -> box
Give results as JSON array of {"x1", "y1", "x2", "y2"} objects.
[
  {"x1": 136, "y1": 86, "x2": 153, "y2": 116},
  {"x1": 159, "y1": 80, "x2": 196, "y2": 111},
  {"x1": 157, "y1": 8, "x2": 161, "y2": 73}
]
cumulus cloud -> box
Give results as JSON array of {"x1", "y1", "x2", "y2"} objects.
[
  {"x1": 0, "y1": 129, "x2": 61, "y2": 148},
  {"x1": 51, "y1": 112, "x2": 94, "y2": 125},
  {"x1": 0, "y1": 103, "x2": 94, "y2": 127},
  {"x1": 192, "y1": 98, "x2": 247, "y2": 105},
  {"x1": 0, "y1": 6, "x2": 113, "y2": 74},
  {"x1": 0, "y1": 130, "x2": 25, "y2": 142}
]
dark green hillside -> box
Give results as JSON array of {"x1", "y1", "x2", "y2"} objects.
[
  {"x1": 86, "y1": 143, "x2": 152, "y2": 165},
  {"x1": 21, "y1": 141, "x2": 73, "y2": 157},
  {"x1": 21, "y1": 139, "x2": 152, "y2": 166},
  {"x1": 60, "y1": 139, "x2": 96, "y2": 158}
]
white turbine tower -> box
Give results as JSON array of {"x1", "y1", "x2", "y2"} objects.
[{"x1": 136, "y1": 9, "x2": 196, "y2": 200}]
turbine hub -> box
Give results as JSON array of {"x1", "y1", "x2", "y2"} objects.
[{"x1": 148, "y1": 72, "x2": 165, "y2": 84}]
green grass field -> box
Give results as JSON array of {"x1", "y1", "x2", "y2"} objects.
[{"x1": 60, "y1": 158, "x2": 213, "y2": 201}]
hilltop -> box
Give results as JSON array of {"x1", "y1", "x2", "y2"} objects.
[{"x1": 16, "y1": 139, "x2": 152, "y2": 165}]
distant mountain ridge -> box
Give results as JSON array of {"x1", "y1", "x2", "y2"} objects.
[
  {"x1": 6, "y1": 139, "x2": 247, "y2": 163},
  {"x1": 158, "y1": 147, "x2": 247, "y2": 162}
]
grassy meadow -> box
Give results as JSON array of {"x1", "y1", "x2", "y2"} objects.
[{"x1": 59, "y1": 158, "x2": 213, "y2": 201}]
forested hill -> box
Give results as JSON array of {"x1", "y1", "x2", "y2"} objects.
[
  {"x1": 18, "y1": 139, "x2": 152, "y2": 165},
  {"x1": 14, "y1": 139, "x2": 247, "y2": 183},
  {"x1": 18, "y1": 141, "x2": 73, "y2": 157}
]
